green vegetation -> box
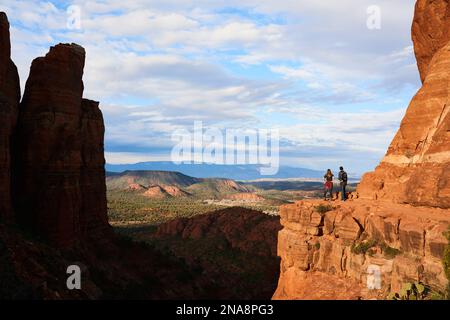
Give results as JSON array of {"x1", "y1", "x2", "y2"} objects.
[
  {"x1": 387, "y1": 282, "x2": 426, "y2": 300},
  {"x1": 314, "y1": 204, "x2": 333, "y2": 215},
  {"x1": 107, "y1": 190, "x2": 226, "y2": 225},
  {"x1": 380, "y1": 243, "x2": 402, "y2": 259},
  {"x1": 443, "y1": 227, "x2": 450, "y2": 299},
  {"x1": 351, "y1": 239, "x2": 377, "y2": 255},
  {"x1": 351, "y1": 239, "x2": 401, "y2": 259},
  {"x1": 113, "y1": 226, "x2": 280, "y2": 299}
]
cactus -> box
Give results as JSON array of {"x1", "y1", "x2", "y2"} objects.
[{"x1": 388, "y1": 282, "x2": 429, "y2": 300}]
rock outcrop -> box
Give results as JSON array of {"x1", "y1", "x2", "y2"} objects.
[
  {"x1": 273, "y1": 200, "x2": 450, "y2": 299},
  {"x1": 151, "y1": 207, "x2": 282, "y2": 299},
  {"x1": 12, "y1": 43, "x2": 110, "y2": 247},
  {"x1": 156, "y1": 207, "x2": 281, "y2": 257},
  {"x1": 274, "y1": 0, "x2": 450, "y2": 300},
  {"x1": 0, "y1": 13, "x2": 20, "y2": 220},
  {"x1": 357, "y1": 0, "x2": 450, "y2": 209},
  {"x1": 412, "y1": 0, "x2": 450, "y2": 83}
]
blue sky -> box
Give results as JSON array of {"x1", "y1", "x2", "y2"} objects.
[{"x1": 1, "y1": 0, "x2": 420, "y2": 175}]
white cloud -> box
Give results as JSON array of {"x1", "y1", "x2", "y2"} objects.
[{"x1": 2, "y1": 0, "x2": 421, "y2": 173}]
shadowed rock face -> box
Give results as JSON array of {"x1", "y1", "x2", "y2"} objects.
[
  {"x1": 13, "y1": 43, "x2": 110, "y2": 247},
  {"x1": 0, "y1": 13, "x2": 20, "y2": 220},
  {"x1": 357, "y1": 0, "x2": 450, "y2": 208}
]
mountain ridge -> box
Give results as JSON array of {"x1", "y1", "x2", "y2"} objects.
[{"x1": 105, "y1": 161, "x2": 328, "y2": 180}]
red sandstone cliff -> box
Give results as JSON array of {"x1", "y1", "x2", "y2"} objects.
[
  {"x1": 357, "y1": 0, "x2": 450, "y2": 208},
  {"x1": 12, "y1": 43, "x2": 111, "y2": 247},
  {"x1": 274, "y1": 0, "x2": 450, "y2": 300},
  {"x1": 273, "y1": 200, "x2": 449, "y2": 299},
  {"x1": 0, "y1": 13, "x2": 20, "y2": 221}
]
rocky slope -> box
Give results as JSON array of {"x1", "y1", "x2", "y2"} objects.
[
  {"x1": 274, "y1": 0, "x2": 450, "y2": 300},
  {"x1": 357, "y1": 0, "x2": 450, "y2": 208},
  {"x1": 273, "y1": 200, "x2": 449, "y2": 299},
  {"x1": 142, "y1": 207, "x2": 282, "y2": 299}
]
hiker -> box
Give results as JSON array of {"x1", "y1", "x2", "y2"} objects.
[
  {"x1": 323, "y1": 169, "x2": 334, "y2": 201},
  {"x1": 338, "y1": 166, "x2": 348, "y2": 201}
]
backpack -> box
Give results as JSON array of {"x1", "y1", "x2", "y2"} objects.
[{"x1": 341, "y1": 171, "x2": 348, "y2": 182}]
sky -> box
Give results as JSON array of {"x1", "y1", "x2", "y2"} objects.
[{"x1": 1, "y1": 0, "x2": 420, "y2": 175}]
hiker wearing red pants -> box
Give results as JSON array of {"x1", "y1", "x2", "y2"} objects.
[{"x1": 323, "y1": 169, "x2": 334, "y2": 201}]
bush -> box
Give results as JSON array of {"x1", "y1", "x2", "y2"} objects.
[
  {"x1": 314, "y1": 204, "x2": 333, "y2": 215},
  {"x1": 351, "y1": 239, "x2": 377, "y2": 255},
  {"x1": 380, "y1": 243, "x2": 401, "y2": 259},
  {"x1": 387, "y1": 282, "x2": 426, "y2": 300}
]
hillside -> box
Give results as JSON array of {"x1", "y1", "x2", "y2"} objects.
[
  {"x1": 106, "y1": 170, "x2": 253, "y2": 199},
  {"x1": 119, "y1": 207, "x2": 282, "y2": 299}
]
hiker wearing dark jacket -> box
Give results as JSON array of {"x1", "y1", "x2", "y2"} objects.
[
  {"x1": 338, "y1": 166, "x2": 348, "y2": 201},
  {"x1": 323, "y1": 169, "x2": 334, "y2": 200}
]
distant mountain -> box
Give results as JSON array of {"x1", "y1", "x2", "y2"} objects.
[
  {"x1": 106, "y1": 170, "x2": 200, "y2": 190},
  {"x1": 106, "y1": 170, "x2": 251, "y2": 199},
  {"x1": 105, "y1": 162, "x2": 325, "y2": 180}
]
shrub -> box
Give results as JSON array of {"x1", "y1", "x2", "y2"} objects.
[
  {"x1": 351, "y1": 239, "x2": 377, "y2": 255},
  {"x1": 380, "y1": 243, "x2": 401, "y2": 259},
  {"x1": 314, "y1": 204, "x2": 333, "y2": 215},
  {"x1": 388, "y1": 282, "x2": 426, "y2": 300}
]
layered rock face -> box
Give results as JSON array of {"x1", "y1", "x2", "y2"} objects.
[
  {"x1": 12, "y1": 43, "x2": 110, "y2": 246},
  {"x1": 274, "y1": 1, "x2": 450, "y2": 299},
  {"x1": 357, "y1": 0, "x2": 450, "y2": 208},
  {"x1": 412, "y1": 0, "x2": 450, "y2": 83},
  {"x1": 0, "y1": 13, "x2": 20, "y2": 220},
  {"x1": 273, "y1": 200, "x2": 449, "y2": 299}
]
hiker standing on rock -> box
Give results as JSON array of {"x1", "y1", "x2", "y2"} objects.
[
  {"x1": 338, "y1": 166, "x2": 348, "y2": 201},
  {"x1": 323, "y1": 169, "x2": 334, "y2": 201}
]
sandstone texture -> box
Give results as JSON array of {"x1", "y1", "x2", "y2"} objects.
[
  {"x1": 273, "y1": 200, "x2": 450, "y2": 300},
  {"x1": 12, "y1": 43, "x2": 110, "y2": 246},
  {"x1": 156, "y1": 207, "x2": 281, "y2": 257},
  {"x1": 0, "y1": 13, "x2": 20, "y2": 220},
  {"x1": 412, "y1": 0, "x2": 450, "y2": 83},
  {"x1": 357, "y1": 0, "x2": 450, "y2": 209}
]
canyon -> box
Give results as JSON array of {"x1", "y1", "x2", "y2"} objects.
[
  {"x1": 0, "y1": 11, "x2": 280, "y2": 299},
  {"x1": 1, "y1": 0, "x2": 449, "y2": 301},
  {"x1": 274, "y1": 0, "x2": 450, "y2": 300}
]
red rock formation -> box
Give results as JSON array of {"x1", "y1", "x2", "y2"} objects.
[
  {"x1": 225, "y1": 192, "x2": 264, "y2": 202},
  {"x1": 13, "y1": 43, "x2": 110, "y2": 246},
  {"x1": 412, "y1": 0, "x2": 450, "y2": 83},
  {"x1": 80, "y1": 99, "x2": 109, "y2": 236},
  {"x1": 357, "y1": 0, "x2": 450, "y2": 208},
  {"x1": 156, "y1": 207, "x2": 281, "y2": 257},
  {"x1": 273, "y1": 200, "x2": 450, "y2": 299},
  {"x1": 0, "y1": 12, "x2": 20, "y2": 220}
]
